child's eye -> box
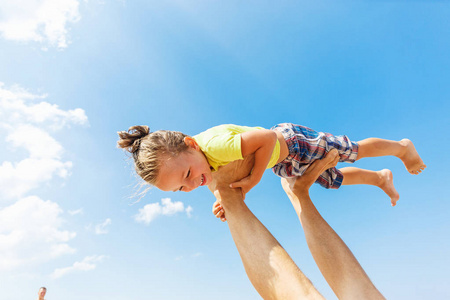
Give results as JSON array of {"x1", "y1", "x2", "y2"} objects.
[{"x1": 178, "y1": 170, "x2": 191, "y2": 191}]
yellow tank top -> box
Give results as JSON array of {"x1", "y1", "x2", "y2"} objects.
[{"x1": 193, "y1": 124, "x2": 280, "y2": 171}]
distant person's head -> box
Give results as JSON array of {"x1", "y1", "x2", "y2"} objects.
[{"x1": 38, "y1": 287, "x2": 46, "y2": 298}]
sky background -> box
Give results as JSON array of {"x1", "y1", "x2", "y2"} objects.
[{"x1": 0, "y1": 1, "x2": 449, "y2": 299}]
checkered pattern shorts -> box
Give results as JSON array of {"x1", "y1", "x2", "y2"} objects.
[{"x1": 271, "y1": 123, "x2": 359, "y2": 189}]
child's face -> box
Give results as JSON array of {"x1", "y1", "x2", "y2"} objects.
[{"x1": 155, "y1": 146, "x2": 212, "y2": 192}]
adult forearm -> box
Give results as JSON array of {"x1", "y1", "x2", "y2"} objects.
[
  {"x1": 215, "y1": 186, "x2": 323, "y2": 300},
  {"x1": 294, "y1": 193, "x2": 384, "y2": 300},
  {"x1": 210, "y1": 157, "x2": 323, "y2": 300},
  {"x1": 281, "y1": 150, "x2": 385, "y2": 300}
]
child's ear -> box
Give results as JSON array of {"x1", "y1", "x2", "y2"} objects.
[{"x1": 184, "y1": 137, "x2": 200, "y2": 150}]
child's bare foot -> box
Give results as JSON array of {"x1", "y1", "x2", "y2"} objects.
[
  {"x1": 377, "y1": 169, "x2": 399, "y2": 206},
  {"x1": 398, "y1": 139, "x2": 426, "y2": 175}
]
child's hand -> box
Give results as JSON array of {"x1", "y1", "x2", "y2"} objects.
[
  {"x1": 229, "y1": 175, "x2": 257, "y2": 198},
  {"x1": 212, "y1": 200, "x2": 227, "y2": 222}
]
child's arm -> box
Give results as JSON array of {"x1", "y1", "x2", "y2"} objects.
[{"x1": 229, "y1": 129, "x2": 277, "y2": 196}]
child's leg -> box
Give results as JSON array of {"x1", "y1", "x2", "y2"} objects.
[
  {"x1": 340, "y1": 167, "x2": 399, "y2": 206},
  {"x1": 356, "y1": 138, "x2": 426, "y2": 175}
]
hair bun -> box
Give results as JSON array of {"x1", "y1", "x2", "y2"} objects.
[{"x1": 117, "y1": 125, "x2": 150, "y2": 153}]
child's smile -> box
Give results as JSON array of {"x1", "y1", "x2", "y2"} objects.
[{"x1": 155, "y1": 147, "x2": 212, "y2": 192}]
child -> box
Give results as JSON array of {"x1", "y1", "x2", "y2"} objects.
[{"x1": 117, "y1": 123, "x2": 426, "y2": 212}]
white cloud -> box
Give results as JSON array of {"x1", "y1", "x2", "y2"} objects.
[
  {"x1": 0, "y1": 83, "x2": 88, "y2": 130},
  {"x1": 0, "y1": 196, "x2": 76, "y2": 270},
  {"x1": 7, "y1": 124, "x2": 63, "y2": 158},
  {"x1": 0, "y1": 83, "x2": 86, "y2": 201},
  {"x1": 134, "y1": 198, "x2": 193, "y2": 225},
  {"x1": 68, "y1": 208, "x2": 83, "y2": 216},
  {"x1": 0, "y1": 157, "x2": 72, "y2": 199},
  {"x1": 51, "y1": 255, "x2": 107, "y2": 279},
  {"x1": 174, "y1": 252, "x2": 203, "y2": 261},
  {"x1": 186, "y1": 205, "x2": 193, "y2": 218},
  {"x1": 0, "y1": 82, "x2": 88, "y2": 272},
  {"x1": 0, "y1": 0, "x2": 81, "y2": 49},
  {"x1": 94, "y1": 218, "x2": 112, "y2": 235}
]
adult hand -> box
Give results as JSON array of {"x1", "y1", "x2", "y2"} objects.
[{"x1": 281, "y1": 149, "x2": 339, "y2": 197}]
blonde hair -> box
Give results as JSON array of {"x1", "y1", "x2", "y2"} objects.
[{"x1": 117, "y1": 125, "x2": 189, "y2": 185}]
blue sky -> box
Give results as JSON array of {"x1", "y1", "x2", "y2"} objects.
[{"x1": 0, "y1": 1, "x2": 449, "y2": 299}]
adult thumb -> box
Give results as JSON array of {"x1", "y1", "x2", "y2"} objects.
[{"x1": 229, "y1": 181, "x2": 240, "y2": 188}]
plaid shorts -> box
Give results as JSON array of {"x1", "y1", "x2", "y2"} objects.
[{"x1": 271, "y1": 123, "x2": 359, "y2": 189}]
